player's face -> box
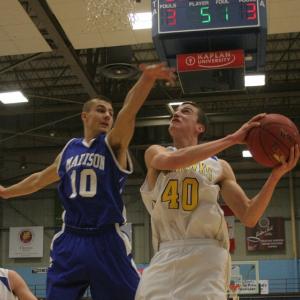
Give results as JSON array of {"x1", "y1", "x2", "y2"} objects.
[
  {"x1": 169, "y1": 103, "x2": 202, "y2": 137},
  {"x1": 83, "y1": 100, "x2": 114, "y2": 134}
]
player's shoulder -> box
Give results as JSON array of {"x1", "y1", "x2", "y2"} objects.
[
  {"x1": 217, "y1": 158, "x2": 231, "y2": 170},
  {"x1": 145, "y1": 144, "x2": 167, "y2": 156},
  {"x1": 64, "y1": 137, "x2": 81, "y2": 147},
  {"x1": 217, "y1": 158, "x2": 236, "y2": 181},
  {"x1": 147, "y1": 144, "x2": 167, "y2": 151}
]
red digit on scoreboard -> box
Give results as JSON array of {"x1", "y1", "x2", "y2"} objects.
[
  {"x1": 166, "y1": 9, "x2": 176, "y2": 26},
  {"x1": 246, "y1": 3, "x2": 257, "y2": 20},
  {"x1": 166, "y1": 0, "x2": 175, "y2": 2}
]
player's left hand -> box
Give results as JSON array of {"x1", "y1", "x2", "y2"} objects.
[
  {"x1": 140, "y1": 62, "x2": 176, "y2": 86},
  {"x1": 272, "y1": 144, "x2": 299, "y2": 178}
]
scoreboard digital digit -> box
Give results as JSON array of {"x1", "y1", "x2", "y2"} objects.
[
  {"x1": 158, "y1": 0, "x2": 260, "y2": 33},
  {"x1": 152, "y1": 0, "x2": 267, "y2": 93}
]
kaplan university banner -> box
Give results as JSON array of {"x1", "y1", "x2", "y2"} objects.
[{"x1": 9, "y1": 226, "x2": 43, "y2": 258}]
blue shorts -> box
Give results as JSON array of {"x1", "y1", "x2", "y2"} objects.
[{"x1": 47, "y1": 224, "x2": 140, "y2": 300}]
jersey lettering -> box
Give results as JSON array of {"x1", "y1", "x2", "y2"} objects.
[
  {"x1": 161, "y1": 179, "x2": 179, "y2": 209},
  {"x1": 161, "y1": 178, "x2": 199, "y2": 211},
  {"x1": 66, "y1": 153, "x2": 105, "y2": 172}
]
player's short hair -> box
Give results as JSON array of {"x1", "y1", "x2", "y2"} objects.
[
  {"x1": 82, "y1": 96, "x2": 112, "y2": 112},
  {"x1": 181, "y1": 101, "x2": 208, "y2": 131},
  {"x1": 179, "y1": 101, "x2": 209, "y2": 141}
]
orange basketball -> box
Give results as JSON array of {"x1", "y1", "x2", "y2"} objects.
[{"x1": 246, "y1": 114, "x2": 300, "y2": 167}]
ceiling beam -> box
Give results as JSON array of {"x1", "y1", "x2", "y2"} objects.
[
  {"x1": 25, "y1": 0, "x2": 99, "y2": 98},
  {"x1": 0, "y1": 53, "x2": 43, "y2": 75},
  {"x1": 1, "y1": 88, "x2": 300, "y2": 116}
]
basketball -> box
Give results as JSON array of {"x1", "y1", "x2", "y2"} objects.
[{"x1": 246, "y1": 114, "x2": 300, "y2": 167}]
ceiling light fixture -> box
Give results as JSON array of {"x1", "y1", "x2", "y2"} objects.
[
  {"x1": 242, "y1": 150, "x2": 252, "y2": 158},
  {"x1": 167, "y1": 101, "x2": 184, "y2": 114},
  {"x1": 0, "y1": 91, "x2": 28, "y2": 104},
  {"x1": 129, "y1": 12, "x2": 152, "y2": 30},
  {"x1": 244, "y1": 74, "x2": 266, "y2": 87}
]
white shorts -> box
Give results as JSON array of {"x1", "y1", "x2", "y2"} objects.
[{"x1": 135, "y1": 239, "x2": 231, "y2": 300}]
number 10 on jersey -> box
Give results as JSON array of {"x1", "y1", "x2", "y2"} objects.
[{"x1": 70, "y1": 169, "x2": 97, "y2": 198}]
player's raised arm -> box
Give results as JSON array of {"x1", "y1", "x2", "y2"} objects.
[
  {"x1": 107, "y1": 63, "x2": 175, "y2": 151},
  {"x1": 220, "y1": 145, "x2": 299, "y2": 227},
  {"x1": 0, "y1": 155, "x2": 60, "y2": 200},
  {"x1": 147, "y1": 114, "x2": 266, "y2": 171}
]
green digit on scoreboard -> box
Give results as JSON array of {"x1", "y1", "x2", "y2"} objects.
[
  {"x1": 200, "y1": 6, "x2": 211, "y2": 24},
  {"x1": 225, "y1": 6, "x2": 229, "y2": 21}
]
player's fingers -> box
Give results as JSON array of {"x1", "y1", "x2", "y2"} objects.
[
  {"x1": 288, "y1": 146, "x2": 295, "y2": 165},
  {"x1": 157, "y1": 61, "x2": 168, "y2": 67},
  {"x1": 161, "y1": 70, "x2": 176, "y2": 83},
  {"x1": 154, "y1": 62, "x2": 168, "y2": 72},
  {"x1": 285, "y1": 145, "x2": 299, "y2": 170},
  {"x1": 249, "y1": 113, "x2": 266, "y2": 122},
  {"x1": 168, "y1": 72, "x2": 177, "y2": 82},
  {"x1": 246, "y1": 121, "x2": 261, "y2": 129},
  {"x1": 295, "y1": 144, "x2": 300, "y2": 160},
  {"x1": 290, "y1": 145, "x2": 300, "y2": 167}
]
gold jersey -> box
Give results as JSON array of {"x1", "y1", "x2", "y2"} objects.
[{"x1": 141, "y1": 155, "x2": 229, "y2": 252}]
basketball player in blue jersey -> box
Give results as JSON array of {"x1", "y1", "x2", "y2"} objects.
[
  {"x1": 135, "y1": 102, "x2": 299, "y2": 300},
  {"x1": 0, "y1": 268, "x2": 37, "y2": 300},
  {"x1": 0, "y1": 63, "x2": 176, "y2": 300}
]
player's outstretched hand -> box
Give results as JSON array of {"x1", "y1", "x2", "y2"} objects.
[
  {"x1": 140, "y1": 63, "x2": 176, "y2": 86},
  {"x1": 230, "y1": 113, "x2": 266, "y2": 144},
  {"x1": 272, "y1": 144, "x2": 299, "y2": 178},
  {"x1": 0, "y1": 185, "x2": 8, "y2": 199}
]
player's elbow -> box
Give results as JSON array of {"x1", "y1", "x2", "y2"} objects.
[
  {"x1": 237, "y1": 209, "x2": 258, "y2": 228},
  {"x1": 243, "y1": 219, "x2": 258, "y2": 228},
  {"x1": 240, "y1": 214, "x2": 258, "y2": 228}
]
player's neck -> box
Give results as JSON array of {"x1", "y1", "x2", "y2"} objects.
[
  {"x1": 173, "y1": 135, "x2": 198, "y2": 149},
  {"x1": 84, "y1": 129, "x2": 104, "y2": 142}
]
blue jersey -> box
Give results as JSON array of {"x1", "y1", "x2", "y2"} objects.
[{"x1": 57, "y1": 134, "x2": 132, "y2": 228}]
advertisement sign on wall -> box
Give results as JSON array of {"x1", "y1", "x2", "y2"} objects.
[
  {"x1": 9, "y1": 226, "x2": 44, "y2": 258},
  {"x1": 246, "y1": 217, "x2": 285, "y2": 252}
]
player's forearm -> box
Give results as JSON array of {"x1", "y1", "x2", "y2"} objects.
[
  {"x1": 243, "y1": 173, "x2": 280, "y2": 227},
  {"x1": 121, "y1": 73, "x2": 156, "y2": 120},
  {"x1": 2, "y1": 173, "x2": 45, "y2": 199},
  {"x1": 109, "y1": 74, "x2": 156, "y2": 146},
  {"x1": 153, "y1": 134, "x2": 237, "y2": 170}
]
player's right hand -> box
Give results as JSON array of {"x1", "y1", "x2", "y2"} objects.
[
  {"x1": 230, "y1": 113, "x2": 266, "y2": 144},
  {"x1": 140, "y1": 63, "x2": 176, "y2": 86}
]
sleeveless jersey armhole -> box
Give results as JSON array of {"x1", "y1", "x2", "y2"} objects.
[
  {"x1": 56, "y1": 138, "x2": 76, "y2": 177},
  {"x1": 104, "y1": 135, "x2": 133, "y2": 174}
]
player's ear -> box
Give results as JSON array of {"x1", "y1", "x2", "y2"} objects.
[
  {"x1": 196, "y1": 123, "x2": 205, "y2": 135},
  {"x1": 81, "y1": 112, "x2": 87, "y2": 122}
]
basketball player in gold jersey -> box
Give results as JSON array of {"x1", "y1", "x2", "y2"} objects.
[{"x1": 135, "y1": 102, "x2": 299, "y2": 300}]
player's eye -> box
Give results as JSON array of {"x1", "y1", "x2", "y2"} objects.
[
  {"x1": 96, "y1": 108, "x2": 105, "y2": 113},
  {"x1": 182, "y1": 108, "x2": 192, "y2": 114}
]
